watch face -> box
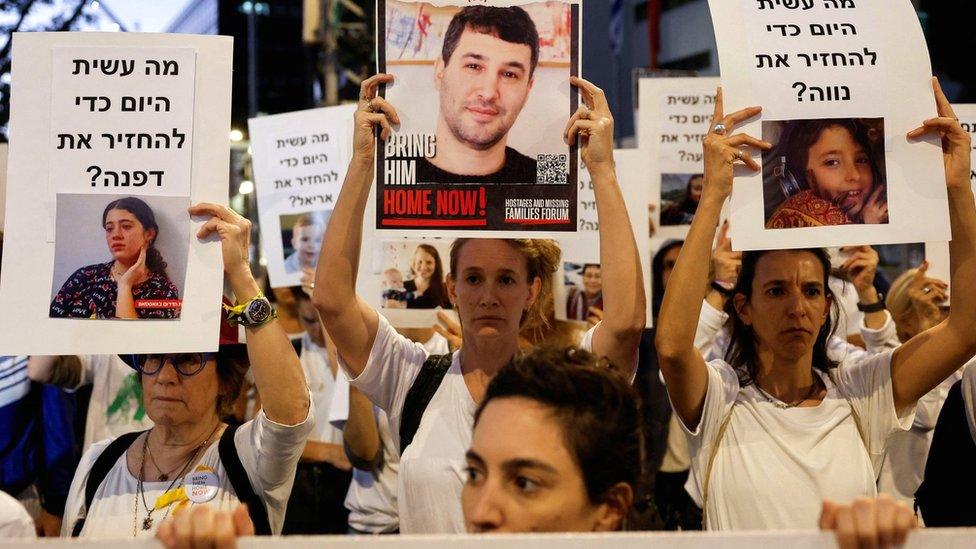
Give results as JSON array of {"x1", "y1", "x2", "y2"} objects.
[{"x1": 246, "y1": 298, "x2": 273, "y2": 323}]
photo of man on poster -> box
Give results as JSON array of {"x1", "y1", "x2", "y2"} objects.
[{"x1": 417, "y1": 5, "x2": 539, "y2": 185}]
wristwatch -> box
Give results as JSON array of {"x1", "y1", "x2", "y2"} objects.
[
  {"x1": 710, "y1": 279, "x2": 735, "y2": 297},
  {"x1": 223, "y1": 291, "x2": 277, "y2": 328}
]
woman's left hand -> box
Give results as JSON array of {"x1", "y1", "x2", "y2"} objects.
[
  {"x1": 565, "y1": 77, "x2": 614, "y2": 168},
  {"x1": 840, "y1": 245, "x2": 879, "y2": 294},
  {"x1": 908, "y1": 77, "x2": 973, "y2": 190},
  {"x1": 117, "y1": 244, "x2": 150, "y2": 288},
  {"x1": 189, "y1": 203, "x2": 252, "y2": 279}
]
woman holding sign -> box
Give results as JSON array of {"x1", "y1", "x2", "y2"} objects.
[
  {"x1": 313, "y1": 73, "x2": 645, "y2": 533},
  {"x1": 656, "y1": 79, "x2": 976, "y2": 530},
  {"x1": 50, "y1": 197, "x2": 181, "y2": 319}
]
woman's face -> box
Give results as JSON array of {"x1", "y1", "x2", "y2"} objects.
[
  {"x1": 142, "y1": 355, "x2": 221, "y2": 427},
  {"x1": 581, "y1": 265, "x2": 602, "y2": 297},
  {"x1": 447, "y1": 240, "x2": 540, "y2": 343},
  {"x1": 463, "y1": 397, "x2": 619, "y2": 533},
  {"x1": 291, "y1": 223, "x2": 324, "y2": 269},
  {"x1": 104, "y1": 208, "x2": 154, "y2": 264},
  {"x1": 412, "y1": 248, "x2": 438, "y2": 281},
  {"x1": 688, "y1": 176, "x2": 704, "y2": 204},
  {"x1": 734, "y1": 251, "x2": 831, "y2": 361},
  {"x1": 805, "y1": 126, "x2": 874, "y2": 217}
]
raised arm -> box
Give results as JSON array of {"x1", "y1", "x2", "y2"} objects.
[
  {"x1": 189, "y1": 202, "x2": 309, "y2": 426},
  {"x1": 891, "y1": 78, "x2": 976, "y2": 409},
  {"x1": 564, "y1": 77, "x2": 645, "y2": 378},
  {"x1": 655, "y1": 89, "x2": 767, "y2": 428},
  {"x1": 312, "y1": 74, "x2": 398, "y2": 378}
]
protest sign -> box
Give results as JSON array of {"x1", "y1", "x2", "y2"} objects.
[
  {"x1": 0, "y1": 32, "x2": 232, "y2": 355},
  {"x1": 249, "y1": 104, "x2": 357, "y2": 288},
  {"x1": 375, "y1": 0, "x2": 581, "y2": 237},
  {"x1": 639, "y1": 77, "x2": 720, "y2": 240},
  {"x1": 554, "y1": 149, "x2": 653, "y2": 327},
  {"x1": 708, "y1": 0, "x2": 949, "y2": 250},
  {"x1": 0, "y1": 143, "x2": 7, "y2": 231}
]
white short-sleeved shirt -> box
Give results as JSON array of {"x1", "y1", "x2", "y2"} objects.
[
  {"x1": 343, "y1": 314, "x2": 595, "y2": 534},
  {"x1": 61, "y1": 408, "x2": 313, "y2": 538},
  {"x1": 680, "y1": 352, "x2": 914, "y2": 531},
  {"x1": 329, "y1": 369, "x2": 400, "y2": 534}
]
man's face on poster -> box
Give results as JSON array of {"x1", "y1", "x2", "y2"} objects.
[{"x1": 434, "y1": 28, "x2": 535, "y2": 151}]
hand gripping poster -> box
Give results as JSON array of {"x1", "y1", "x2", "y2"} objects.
[
  {"x1": 249, "y1": 104, "x2": 357, "y2": 289},
  {"x1": 0, "y1": 33, "x2": 232, "y2": 355},
  {"x1": 708, "y1": 0, "x2": 950, "y2": 250},
  {"x1": 376, "y1": 0, "x2": 581, "y2": 237}
]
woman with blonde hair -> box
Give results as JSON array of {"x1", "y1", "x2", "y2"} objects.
[{"x1": 312, "y1": 74, "x2": 645, "y2": 533}]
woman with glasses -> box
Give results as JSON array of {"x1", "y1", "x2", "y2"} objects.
[{"x1": 60, "y1": 203, "x2": 312, "y2": 538}]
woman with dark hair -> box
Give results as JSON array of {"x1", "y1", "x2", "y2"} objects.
[
  {"x1": 766, "y1": 118, "x2": 888, "y2": 228},
  {"x1": 404, "y1": 243, "x2": 451, "y2": 309},
  {"x1": 651, "y1": 240, "x2": 683, "y2": 320},
  {"x1": 50, "y1": 197, "x2": 180, "y2": 319},
  {"x1": 656, "y1": 81, "x2": 976, "y2": 530},
  {"x1": 660, "y1": 174, "x2": 704, "y2": 226},
  {"x1": 312, "y1": 74, "x2": 644, "y2": 533},
  {"x1": 462, "y1": 346, "x2": 640, "y2": 532}
]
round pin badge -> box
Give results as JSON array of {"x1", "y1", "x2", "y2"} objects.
[{"x1": 185, "y1": 467, "x2": 219, "y2": 504}]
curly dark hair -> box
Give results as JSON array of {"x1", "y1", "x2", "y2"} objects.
[
  {"x1": 475, "y1": 346, "x2": 643, "y2": 506},
  {"x1": 102, "y1": 197, "x2": 168, "y2": 276},
  {"x1": 441, "y1": 5, "x2": 540, "y2": 78},
  {"x1": 724, "y1": 249, "x2": 839, "y2": 386}
]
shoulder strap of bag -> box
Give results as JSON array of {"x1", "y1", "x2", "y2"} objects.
[
  {"x1": 399, "y1": 353, "x2": 453, "y2": 455},
  {"x1": 72, "y1": 430, "x2": 146, "y2": 537},
  {"x1": 218, "y1": 424, "x2": 272, "y2": 536},
  {"x1": 700, "y1": 402, "x2": 737, "y2": 530}
]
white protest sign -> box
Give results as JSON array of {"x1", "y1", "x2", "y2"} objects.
[
  {"x1": 956, "y1": 104, "x2": 976, "y2": 193},
  {"x1": 0, "y1": 32, "x2": 231, "y2": 355},
  {"x1": 639, "y1": 77, "x2": 719, "y2": 240},
  {"x1": 49, "y1": 48, "x2": 195, "y2": 199},
  {"x1": 554, "y1": 149, "x2": 653, "y2": 327},
  {"x1": 709, "y1": 0, "x2": 949, "y2": 250},
  {"x1": 0, "y1": 143, "x2": 7, "y2": 231},
  {"x1": 248, "y1": 104, "x2": 357, "y2": 288}
]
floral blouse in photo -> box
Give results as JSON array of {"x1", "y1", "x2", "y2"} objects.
[{"x1": 50, "y1": 261, "x2": 181, "y2": 319}]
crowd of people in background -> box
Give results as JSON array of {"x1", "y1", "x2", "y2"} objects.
[{"x1": 2, "y1": 10, "x2": 976, "y2": 548}]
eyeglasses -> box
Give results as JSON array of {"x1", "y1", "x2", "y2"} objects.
[{"x1": 132, "y1": 353, "x2": 213, "y2": 376}]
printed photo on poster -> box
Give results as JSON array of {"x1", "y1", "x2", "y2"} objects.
[
  {"x1": 378, "y1": 239, "x2": 453, "y2": 310},
  {"x1": 279, "y1": 210, "x2": 330, "y2": 275},
  {"x1": 762, "y1": 118, "x2": 888, "y2": 229},
  {"x1": 660, "y1": 173, "x2": 704, "y2": 227},
  {"x1": 561, "y1": 261, "x2": 602, "y2": 324},
  {"x1": 377, "y1": 0, "x2": 580, "y2": 234},
  {"x1": 50, "y1": 193, "x2": 188, "y2": 320}
]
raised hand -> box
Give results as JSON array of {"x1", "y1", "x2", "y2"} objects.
[
  {"x1": 839, "y1": 245, "x2": 879, "y2": 294},
  {"x1": 565, "y1": 77, "x2": 614, "y2": 168},
  {"x1": 907, "y1": 77, "x2": 973, "y2": 190},
  {"x1": 354, "y1": 74, "x2": 400, "y2": 162},
  {"x1": 701, "y1": 88, "x2": 769, "y2": 200}
]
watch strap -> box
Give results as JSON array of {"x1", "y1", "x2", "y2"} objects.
[{"x1": 856, "y1": 300, "x2": 886, "y2": 313}]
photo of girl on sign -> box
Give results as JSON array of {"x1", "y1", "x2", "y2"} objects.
[{"x1": 763, "y1": 118, "x2": 889, "y2": 229}]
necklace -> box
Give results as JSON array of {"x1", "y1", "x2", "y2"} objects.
[
  {"x1": 133, "y1": 423, "x2": 222, "y2": 536},
  {"x1": 145, "y1": 441, "x2": 183, "y2": 482},
  {"x1": 755, "y1": 374, "x2": 823, "y2": 409}
]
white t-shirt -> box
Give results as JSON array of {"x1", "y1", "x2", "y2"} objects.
[
  {"x1": 77, "y1": 355, "x2": 155, "y2": 453},
  {"x1": 680, "y1": 352, "x2": 914, "y2": 531},
  {"x1": 329, "y1": 369, "x2": 400, "y2": 533},
  {"x1": 61, "y1": 408, "x2": 313, "y2": 538},
  {"x1": 301, "y1": 335, "x2": 343, "y2": 445},
  {"x1": 343, "y1": 314, "x2": 595, "y2": 534},
  {"x1": 0, "y1": 490, "x2": 35, "y2": 539}
]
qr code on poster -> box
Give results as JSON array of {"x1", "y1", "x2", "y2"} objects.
[{"x1": 536, "y1": 154, "x2": 568, "y2": 185}]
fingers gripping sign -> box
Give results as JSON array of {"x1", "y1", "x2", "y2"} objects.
[
  {"x1": 188, "y1": 202, "x2": 252, "y2": 276},
  {"x1": 566, "y1": 77, "x2": 614, "y2": 167},
  {"x1": 702, "y1": 88, "x2": 770, "y2": 200},
  {"x1": 355, "y1": 74, "x2": 399, "y2": 160}
]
